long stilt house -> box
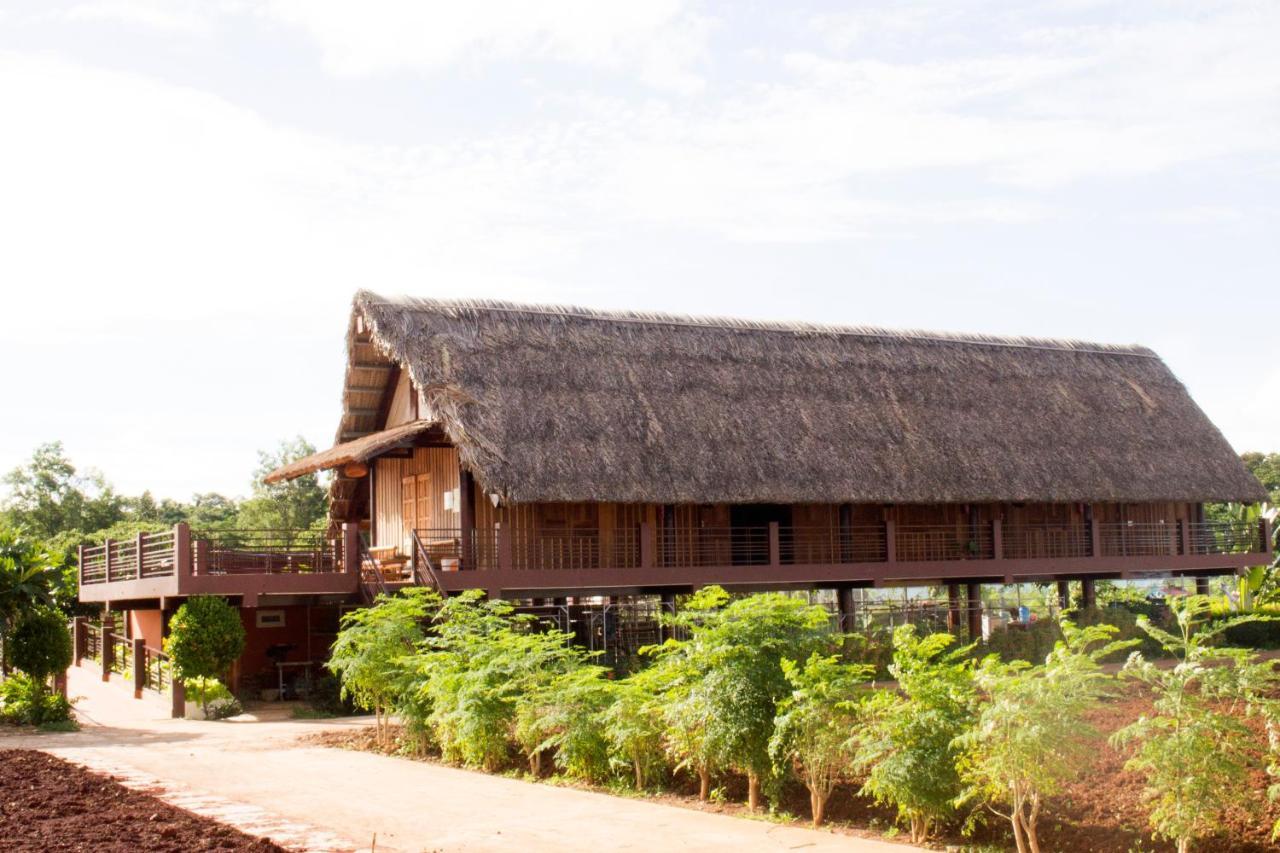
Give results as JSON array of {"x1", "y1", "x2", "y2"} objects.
[{"x1": 76, "y1": 291, "x2": 1272, "y2": 703}]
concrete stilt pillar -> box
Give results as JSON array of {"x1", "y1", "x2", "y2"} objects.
[
  {"x1": 1081, "y1": 577, "x2": 1097, "y2": 610},
  {"x1": 659, "y1": 592, "x2": 677, "y2": 642},
  {"x1": 966, "y1": 583, "x2": 982, "y2": 641},
  {"x1": 1057, "y1": 580, "x2": 1071, "y2": 611}
]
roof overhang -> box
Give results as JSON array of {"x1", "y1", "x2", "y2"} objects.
[{"x1": 264, "y1": 420, "x2": 437, "y2": 484}]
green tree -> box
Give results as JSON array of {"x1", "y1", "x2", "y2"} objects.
[
  {"x1": 412, "y1": 592, "x2": 578, "y2": 772},
  {"x1": 1, "y1": 442, "x2": 125, "y2": 539},
  {"x1": 602, "y1": 663, "x2": 671, "y2": 790},
  {"x1": 855, "y1": 625, "x2": 975, "y2": 843},
  {"x1": 957, "y1": 621, "x2": 1133, "y2": 853},
  {"x1": 327, "y1": 588, "x2": 440, "y2": 748},
  {"x1": 235, "y1": 438, "x2": 328, "y2": 539},
  {"x1": 515, "y1": 663, "x2": 615, "y2": 782},
  {"x1": 1111, "y1": 596, "x2": 1280, "y2": 853},
  {"x1": 1241, "y1": 452, "x2": 1280, "y2": 505},
  {"x1": 164, "y1": 596, "x2": 247, "y2": 717},
  {"x1": 769, "y1": 653, "x2": 871, "y2": 826},
  {"x1": 655, "y1": 587, "x2": 834, "y2": 810},
  {"x1": 0, "y1": 526, "x2": 60, "y2": 669},
  {"x1": 10, "y1": 605, "x2": 73, "y2": 687}
]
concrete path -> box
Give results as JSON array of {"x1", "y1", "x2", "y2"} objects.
[{"x1": 5, "y1": 665, "x2": 923, "y2": 853}]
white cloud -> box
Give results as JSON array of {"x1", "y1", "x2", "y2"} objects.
[
  {"x1": 58, "y1": 0, "x2": 244, "y2": 34},
  {"x1": 261, "y1": 0, "x2": 710, "y2": 93}
]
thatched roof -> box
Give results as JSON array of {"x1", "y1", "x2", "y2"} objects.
[
  {"x1": 309, "y1": 290, "x2": 1264, "y2": 505},
  {"x1": 264, "y1": 421, "x2": 436, "y2": 484}
]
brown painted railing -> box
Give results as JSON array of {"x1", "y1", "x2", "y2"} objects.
[
  {"x1": 192, "y1": 529, "x2": 343, "y2": 575},
  {"x1": 1002, "y1": 523, "x2": 1092, "y2": 560},
  {"x1": 142, "y1": 645, "x2": 172, "y2": 693},
  {"x1": 85, "y1": 623, "x2": 102, "y2": 660},
  {"x1": 1187, "y1": 521, "x2": 1262, "y2": 555},
  {"x1": 425, "y1": 518, "x2": 1270, "y2": 573}
]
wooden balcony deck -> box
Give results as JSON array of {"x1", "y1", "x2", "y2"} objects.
[
  {"x1": 419, "y1": 518, "x2": 1273, "y2": 597},
  {"x1": 78, "y1": 518, "x2": 1272, "y2": 604},
  {"x1": 78, "y1": 524, "x2": 360, "y2": 605}
]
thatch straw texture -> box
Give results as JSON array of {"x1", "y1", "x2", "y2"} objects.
[{"x1": 347, "y1": 290, "x2": 1264, "y2": 505}]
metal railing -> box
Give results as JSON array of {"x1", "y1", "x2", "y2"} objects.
[
  {"x1": 784, "y1": 525, "x2": 888, "y2": 564},
  {"x1": 660, "y1": 526, "x2": 770, "y2": 567},
  {"x1": 411, "y1": 530, "x2": 446, "y2": 591},
  {"x1": 1098, "y1": 522, "x2": 1179, "y2": 558},
  {"x1": 1186, "y1": 520, "x2": 1260, "y2": 555},
  {"x1": 895, "y1": 524, "x2": 994, "y2": 561},
  {"x1": 193, "y1": 529, "x2": 343, "y2": 574},
  {"x1": 1002, "y1": 523, "x2": 1092, "y2": 560}
]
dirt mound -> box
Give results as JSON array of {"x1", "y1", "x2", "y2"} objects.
[{"x1": 0, "y1": 750, "x2": 288, "y2": 852}]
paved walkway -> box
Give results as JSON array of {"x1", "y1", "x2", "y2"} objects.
[{"x1": 4, "y1": 665, "x2": 922, "y2": 853}]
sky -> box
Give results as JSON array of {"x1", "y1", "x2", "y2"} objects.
[{"x1": 0, "y1": 0, "x2": 1278, "y2": 502}]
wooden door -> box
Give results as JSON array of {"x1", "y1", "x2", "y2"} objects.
[
  {"x1": 416, "y1": 474, "x2": 432, "y2": 533},
  {"x1": 401, "y1": 475, "x2": 417, "y2": 537}
]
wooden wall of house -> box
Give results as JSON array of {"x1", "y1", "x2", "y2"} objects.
[{"x1": 373, "y1": 447, "x2": 461, "y2": 552}]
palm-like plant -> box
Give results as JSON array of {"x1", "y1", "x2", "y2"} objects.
[{"x1": 0, "y1": 526, "x2": 59, "y2": 674}]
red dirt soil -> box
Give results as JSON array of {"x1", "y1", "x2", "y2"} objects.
[{"x1": 0, "y1": 750, "x2": 287, "y2": 852}]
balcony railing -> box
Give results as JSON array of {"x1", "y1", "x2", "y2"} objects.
[
  {"x1": 79, "y1": 524, "x2": 354, "y2": 587},
  {"x1": 415, "y1": 518, "x2": 1270, "y2": 573},
  {"x1": 192, "y1": 529, "x2": 344, "y2": 575}
]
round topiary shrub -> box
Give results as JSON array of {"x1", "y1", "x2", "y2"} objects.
[
  {"x1": 10, "y1": 606, "x2": 73, "y2": 684},
  {"x1": 165, "y1": 596, "x2": 246, "y2": 717}
]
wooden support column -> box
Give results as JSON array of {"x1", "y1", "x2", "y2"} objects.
[
  {"x1": 103, "y1": 538, "x2": 113, "y2": 583},
  {"x1": 77, "y1": 545, "x2": 84, "y2": 591},
  {"x1": 991, "y1": 519, "x2": 1003, "y2": 561},
  {"x1": 496, "y1": 522, "x2": 513, "y2": 570},
  {"x1": 171, "y1": 678, "x2": 185, "y2": 719},
  {"x1": 947, "y1": 583, "x2": 961, "y2": 634},
  {"x1": 342, "y1": 522, "x2": 361, "y2": 576},
  {"x1": 136, "y1": 531, "x2": 146, "y2": 580},
  {"x1": 1089, "y1": 518, "x2": 1102, "y2": 558},
  {"x1": 598, "y1": 504, "x2": 616, "y2": 569},
  {"x1": 1262, "y1": 518, "x2": 1274, "y2": 554},
  {"x1": 72, "y1": 616, "x2": 87, "y2": 666},
  {"x1": 1057, "y1": 580, "x2": 1071, "y2": 611},
  {"x1": 966, "y1": 583, "x2": 982, "y2": 641},
  {"x1": 174, "y1": 522, "x2": 192, "y2": 586},
  {"x1": 101, "y1": 613, "x2": 115, "y2": 682},
  {"x1": 884, "y1": 519, "x2": 897, "y2": 564},
  {"x1": 640, "y1": 522, "x2": 655, "y2": 569},
  {"x1": 131, "y1": 637, "x2": 145, "y2": 699},
  {"x1": 459, "y1": 468, "x2": 475, "y2": 571},
  {"x1": 837, "y1": 587, "x2": 857, "y2": 633},
  {"x1": 768, "y1": 522, "x2": 781, "y2": 567},
  {"x1": 1179, "y1": 520, "x2": 1191, "y2": 556},
  {"x1": 1081, "y1": 577, "x2": 1097, "y2": 610}
]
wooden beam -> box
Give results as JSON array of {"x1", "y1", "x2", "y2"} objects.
[
  {"x1": 351, "y1": 362, "x2": 395, "y2": 371},
  {"x1": 374, "y1": 365, "x2": 401, "y2": 430}
]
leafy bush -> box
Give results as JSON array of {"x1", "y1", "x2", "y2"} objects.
[
  {"x1": 0, "y1": 672, "x2": 74, "y2": 725},
  {"x1": 1112, "y1": 596, "x2": 1280, "y2": 853},
  {"x1": 653, "y1": 587, "x2": 836, "y2": 811},
  {"x1": 980, "y1": 619, "x2": 1062, "y2": 664},
  {"x1": 328, "y1": 589, "x2": 438, "y2": 747},
  {"x1": 602, "y1": 664, "x2": 670, "y2": 789},
  {"x1": 165, "y1": 596, "x2": 245, "y2": 717},
  {"x1": 957, "y1": 622, "x2": 1134, "y2": 853},
  {"x1": 769, "y1": 653, "x2": 871, "y2": 826},
  {"x1": 184, "y1": 676, "x2": 242, "y2": 719},
  {"x1": 516, "y1": 665, "x2": 615, "y2": 782},
  {"x1": 856, "y1": 626, "x2": 975, "y2": 844},
  {"x1": 305, "y1": 673, "x2": 359, "y2": 717},
  {"x1": 10, "y1": 605, "x2": 73, "y2": 682}
]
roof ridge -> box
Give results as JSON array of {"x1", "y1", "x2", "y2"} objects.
[{"x1": 355, "y1": 291, "x2": 1158, "y2": 359}]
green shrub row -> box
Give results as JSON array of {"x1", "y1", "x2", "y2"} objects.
[{"x1": 329, "y1": 589, "x2": 1280, "y2": 853}]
